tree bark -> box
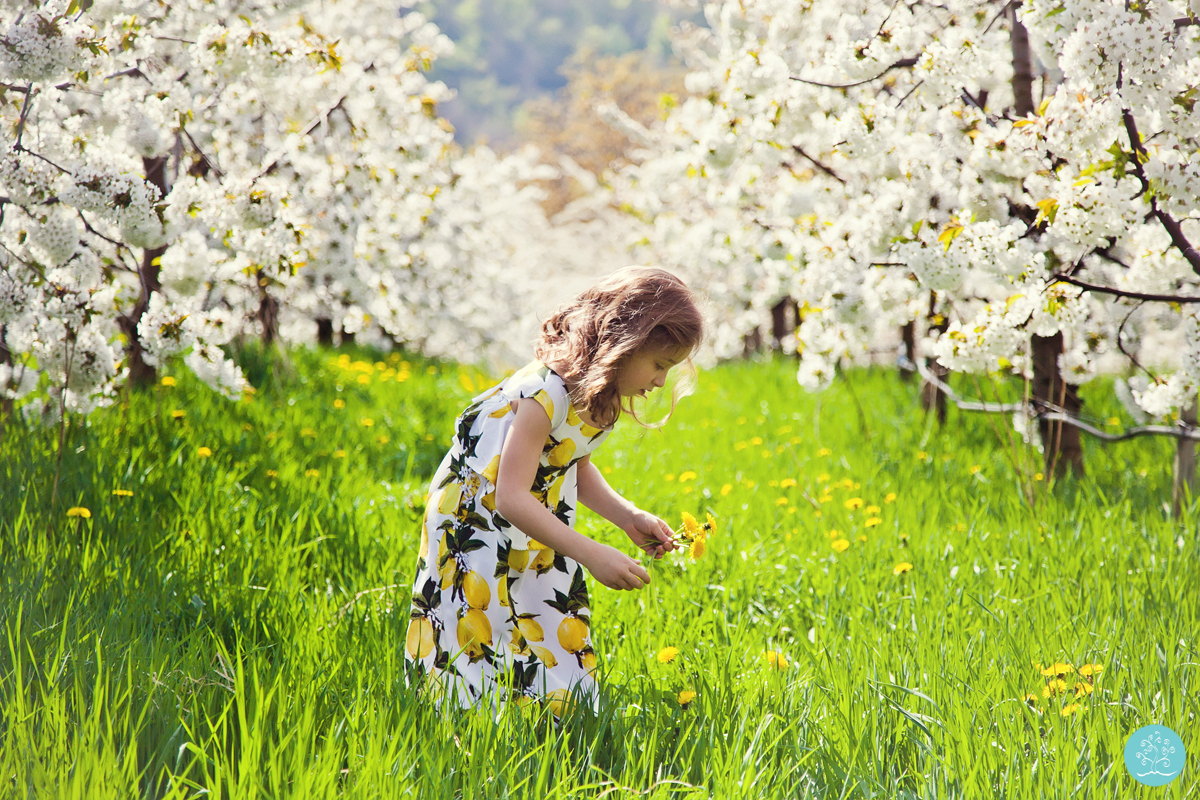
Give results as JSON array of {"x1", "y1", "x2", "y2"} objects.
[
  {"x1": 117, "y1": 155, "x2": 169, "y2": 388},
  {"x1": 900, "y1": 321, "x2": 916, "y2": 382},
  {"x1": 1031, "y1": 332, "x2": 1085, "y2": 476},
  {"x1": 340, "y1": 327, "x2": 356, "y2": 346},
  {"x1": 0, "y1": 323, "x2": 13, "y2": 425},
  {"x1": 1174, "y1": 397, "x2": 1198, "y2": 518},
  {"x1": 770, "y1": 297, "x2": 798, "y2": 353},
  {"x1": 1009, "y1": 8, "x2": 1035, "y2": 117},
  {"x1": 316, "y1": 318, "x2": 334, "y2": 347},
  {"x1": 256, "y1": 269, "x2": 279, "y2": 346}
]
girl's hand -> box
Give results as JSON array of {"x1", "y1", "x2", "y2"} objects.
[
  {"x1": 584, "y1": 542, "x2": 652, "y2": 590},
  {"x1": 623, "y1": 509, "x2": 675, "y2": 559}
]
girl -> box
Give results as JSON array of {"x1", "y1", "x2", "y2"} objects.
[{"x1": 404, "y1": 266, "x2": 704, "y2": 714}]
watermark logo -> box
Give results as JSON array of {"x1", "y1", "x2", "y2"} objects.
[{"x1": 1124, "y1": 724, "x2": 1186, "y2": 787}]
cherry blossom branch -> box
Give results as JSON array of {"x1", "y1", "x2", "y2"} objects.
[
  {"x1": 1121, "y1": 108, "x2": 1200, "y2": 276},
  {"x1": 791, "y1": 145, "x2": 844, "y2": 184},
  {"x1": 1048, "y1": 273, "x2": 1200, "y2": 304},
  {"x1": 790, "y1": 57, "x2": 919, "y2": 89},
  {"x1": 899, "y1": 356, "x2": 1200, "y2": 441},
  {"x1": 181, "y1": 127, "x2": 224, "y2": 177}
]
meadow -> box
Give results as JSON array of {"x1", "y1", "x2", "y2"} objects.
[{"x1": 0, "y1": 347, "x2": 1196, "y2": 799}]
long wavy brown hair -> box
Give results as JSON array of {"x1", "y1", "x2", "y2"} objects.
[{"x1": 535, "y1": 266, "x2": 704, "y2": 429}]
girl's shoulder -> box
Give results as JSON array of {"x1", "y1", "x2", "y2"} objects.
[{"x1": 499, "y1": 360, "x2": 570, "y2": 428}]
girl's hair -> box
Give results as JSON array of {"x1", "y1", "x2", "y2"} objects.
[{"x1": 536, "y1": 266, "x2": 704, "y2": 429}]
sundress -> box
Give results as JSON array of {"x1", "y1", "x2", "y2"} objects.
[{"x1": 404, "y1": 361, "x2": 612, "y2": 713}]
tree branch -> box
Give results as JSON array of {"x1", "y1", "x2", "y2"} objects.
[
  {"x1": 791, "y1": 145, "x2": 845, "y2": 184},
  {"x1": 790, "y1": 57, "x2": 919, "y2": 89},
  {"x1": 1048, "y1": 272, "x2": 1200, "y2": 303},
  {"x1": 1121, "y1": 107, "x2": 1200, "y2": 276}
]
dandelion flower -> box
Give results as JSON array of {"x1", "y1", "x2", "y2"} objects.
[
  {"x1": 67, "y1": 507, "x2": 91, "y2": 518},
  {"x1": 844, "y1": 497, "x2": 863, "y2": 510},
  {"x1": 1077, "y1": 663, "x2": 1103, "y2": 677},
  {"x1": 267, "y1": 470, "x2": 278, "y2": 477},
  {"x1": 680, "y1": 512, "x2": 701, "y2": 539},
  {"x1": 1040, "y1": 663, "x2": 1074, "y2": 677},
  {"x1": 376, "y1": 435, "x2": 390, "y2": 444},
  {"x1": 689, "y1": 538, "x2": 706, "y2": 560},
  {"x1": 761, "y1": 650, "x2": 789, "y2": 669},
  {"x1": 161, "y1": 376, "x2": 176, "y2": 387},
  {"x1": 720, "y1": 483, "x2": 733, "y2": 497},
  {"x1": 817, "y1": 473, "x2": 830, "y2": 482},
  {"x1": 356, "y1": 375, "x2": 370, "y2": 385},
  {"x1": 817, "y1": 447, "x2": 832, "y2": 456},
  {"x1": 916, "y1": 451, "x2": 928, "y2": 461},
  {"x1": 111, "y1": 489, "x2": 133, "y2": 497},
  {"x1": 1060, "y1": 703, "x2": 1081, "y2": 717},
  {"x1": 360, "y1": 417, "x2": 374, "y2": 427},
  {"x1": 1074, "y1": 682, "x2": 1094, "y2": 697},
  {"x1": 333, "y1": 399, "x2": 346, "y2": 409},
  {"x1": 831, "y1": 539, "x2": 850, "y2": 553},
  {"x1": 1022, "y1": 693, "x2": 1040, "y2": 709},
  {"x1": 864, "y1": 516, "x2": 882, "y2": 528},
  {"x1": 780, "y1": 478, "x2": 797, "y2": 488},
  {"x1": 969, "y1": 465, "x2": 982, "y2": 475},
  {"x1": 677, "y1": 690, "x2": 697, "y2": 706},
  {"x1": 1042, "y1": 679, "x2": 1069, "y2": 697},
  {"x1": 703, "y1": 513, "x2": 717, "y2": 536},
  {"x1": 678, "y1": 471, "x2": 697, "y2": 482},
  {"x1": 1034, "y1": 472, "x2": 1044, "y2": 481},
  {"x1": 334, "y1": 450, "x2": 347, "y2": 458},
  {"x1": 657, "y1": 647, "x2": 679, "y2": 664},
  {"x1": 884, "y1": 492, "x2": 897, "y2": 503},
  {"x1": 750, "y1": 437, "x2": 763, "y2": 446},
  {"x1": 197, "y1": 447, "x2": 212, "y2": 458},
  {"x1": 893, "y1": 562, "x2": 913, "y2": 576},
  {"x1": 171, "y1": 410, "x2": 185, "y2": 420},
  {"x1": 305, "y1": 469, "x2": 320, "y2": 478},
  {"x1": 1106, "y1": 417, "x2": 1120, "y2": 426},
  {"x1": 865, "y1": 505, "x2": 880, "y2": 514},
  {"x1": 775, "y1": 497, "x2": 788, "y2": 506}
]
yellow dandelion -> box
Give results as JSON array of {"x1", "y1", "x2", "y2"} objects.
[
  {"x1": 817, "y1": 447, "x2": 832, "y2": 456},
  {"x1": 111, "y1": 489, "x2": 133, "y2": 497},
  {"x1": 1060, "y1": 703, "x2": 1081, "y2": 717},
  {"x1": 831, "y1": 538, "x2": 850, "y2": 553},
  {"x1": 865, "y1": 504, "x2": 880, "y2": 514},
  {"x1": 197, "y1": 447, "x2": 213, "y2": 458},
  {"x1": 775, "y1": 497, "x2": 788, "y2": 506},
  {"x1": 864, "y1": 516, "x2": 882, "y2": 528},
  {"x1": 840, "y1": 478, "x2": 855, "y2": 489},
  {"x1": 969, "y1": 465, "x2": 982, "y2": 475},
  {"x1": 1074, "y1": 682, "x2": 1094, "y2": 697},
  {"x1": 1077, "y1": 663, "x2": 1103, "y2": 677},
  {"x1": 817, "y1": 473, "x2": 830, "y2": 482},
  {"x1": 1106, "y1": 417, "x2": 1120, "y2": 426},
  {"x1": 703, "y1": 513, "x2": 717, "y2": 536},
  {"x1": 916, "y1": 450, "x2": 928, "y2": 461},
  {"x1": 892, "y1": 561, "x2": 913, "y2": 576},
  {"x1": 333, "y1": 399, "x2": 346, "y2": 409},
  {"x1": 1022, "y1": 693, "x2": 1040, "y2": 707},
  {"x1": 160, "y1": 376, "x2": 176, "y2": 387},
  {"x1": 1042, "y1": 678, "x2": 1069, "y2": 697},
  {"x1": 720, "y1": 483, "x2": 733, "y2": 496},
  {"x1": 1034, "y1": 472, "x2": 1044, "y2": 481},
  {"x1": 356, "y1": 375, "x2": 370, "y2": 385},
  {"x1": 761, "y1": 650, "x2": 789, "y2": 669},
  {"x1": 656, "y1": 647, "x2": 679, "y2": 664},
  {"x1": 334, "y1": 450, "x2": 347, "y2": 458},
  {"x1": 857, "y1": 535, "x2": 867, "y2": 542},
  {"x1": 680, "y1": 512, "x2": 701, "y2": 539},
  {"x1": 1040, "y1": 663, "x2": 1074, "y2": 677},
  {"x1": 266, "y1": 469, "x2": 278, "y2": 477},
  {"x1": 689, "y1": 537, "x2": 707, "y2": 560},
  {"x1": 884, "y1": 492, "x2": 897, "y2": 503},
  {"x1": 677, "y1": 690, "x2": 697, "y2": 706},
  {"x1": 305, "y1": 469, "x2": 320, "y2": 478},
  {"x1": 665, "y1": 473, "x2": 676, "y2": 482},
  {"x1": 67, "y1": 507, "x2": 91, "y2": 518},
  {"x1": 844, "y1": 497, "x2": 863, "y2": 510},
  {"x1": 678, "y1": 471, "x2": 697, "y2": 482},
  {"x1": 376, "y1": 435, "x2": 390, "y2": 444},
  {"x1": 360, "y1": 418, "x2": 374, "y2": 427},
  {"x1": 734, "y1": 441, "x2": 748, "y2": 451},
  {"x1": 780, "y1": 478, "x2": 797, "y2": 488},
  {"x1": 171, "y1": 410, "x2": 185, "y2": 420},
  {"x1": 750, "y1": 437, "x2": 763, "y2": 446}
]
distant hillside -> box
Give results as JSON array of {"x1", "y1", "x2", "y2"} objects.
[{"x1": 410, "y1": 0, "x2": 701, "y2": 147}]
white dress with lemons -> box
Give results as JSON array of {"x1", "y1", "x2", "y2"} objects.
[{"x1": 405, "y1": 361, "x2": 611, "y2": 712}]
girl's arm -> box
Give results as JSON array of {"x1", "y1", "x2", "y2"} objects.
[
  {"x1": 494, "y1": 398, "x2": 651, "y2": 591},
  {"x1": 576, "y1": 455, "x2": 676, "y2": 558}
]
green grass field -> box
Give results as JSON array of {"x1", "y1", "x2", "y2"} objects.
[{"x1": 1, "y1": 348, "x2": 1195, "y2": 798}]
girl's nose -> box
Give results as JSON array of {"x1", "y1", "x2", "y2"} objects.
[{"x1": 654, "y1": 374, "x2": 666, "y2": 388}]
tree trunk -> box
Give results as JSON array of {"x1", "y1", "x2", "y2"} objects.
[
  {"x1": 1031, "y1": 332, "x2": 1085, "y2": 477},
  {"x1": 0, "y1": 323, "x2": 13, "y2": 426},
  {"x1": 1174, "y1": 397, "x2": 1198, "y2": 518},
  {"x1": 770, "y1": 297, "x2": 798, "y2": 353},
  {"x1": 1009, "y1": 8, "x2": 1036, "y2": 117},
  {"x1": 340, "y1": 327, "x2": 356, "y2": 346},
  {"x1": 256, "y1": 269, "x2": 279, "y2": 346},
  {"x1": 118, "y1": 156, "x2": 169, "y2": 388},
  {"x1": 316, "y1": 318, "x2": 334, "y2": 347},
  {"x1": 900, "y1": 321, "x2": 916, "y2": 382},
  {"x1": 921, "y1": 292, "x2": 947, "y2": 423}
]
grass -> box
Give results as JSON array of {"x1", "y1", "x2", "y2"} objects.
[{"x1": 1, "y1": 346, "x2": 1196, "y2": 798}]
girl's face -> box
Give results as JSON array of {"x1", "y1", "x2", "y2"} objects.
[{"x1": 617, "y1": 345, "x2": 688, "y2": 399}]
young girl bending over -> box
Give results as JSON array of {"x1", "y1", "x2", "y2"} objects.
[{"x1": 405, "y1": 266, "x2": 704, "y2": 713}]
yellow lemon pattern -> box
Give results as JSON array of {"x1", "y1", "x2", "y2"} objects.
[{"x1": 405, "y1": 361, "x2": 607, "y2": 711}]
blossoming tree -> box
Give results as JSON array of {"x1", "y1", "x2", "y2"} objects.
[
  {"x1": 0, "y1": 0, "x2": 550, "y2": 423},
  {"x1": 619, "y1": 0, "x2": 1200, "y2": 494}
]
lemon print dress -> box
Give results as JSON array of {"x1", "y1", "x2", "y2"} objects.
[{"x1": 405, "y1": 361, "x2": 612, "y2": 713}]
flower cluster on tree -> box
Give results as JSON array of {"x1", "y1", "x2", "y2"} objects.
[
  {"x1": 0, "y1": 0, "x2": 552, "y2": 421},
  {"x1": 617, "y1": 0, "x2": 1200, "y2": 431}
]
